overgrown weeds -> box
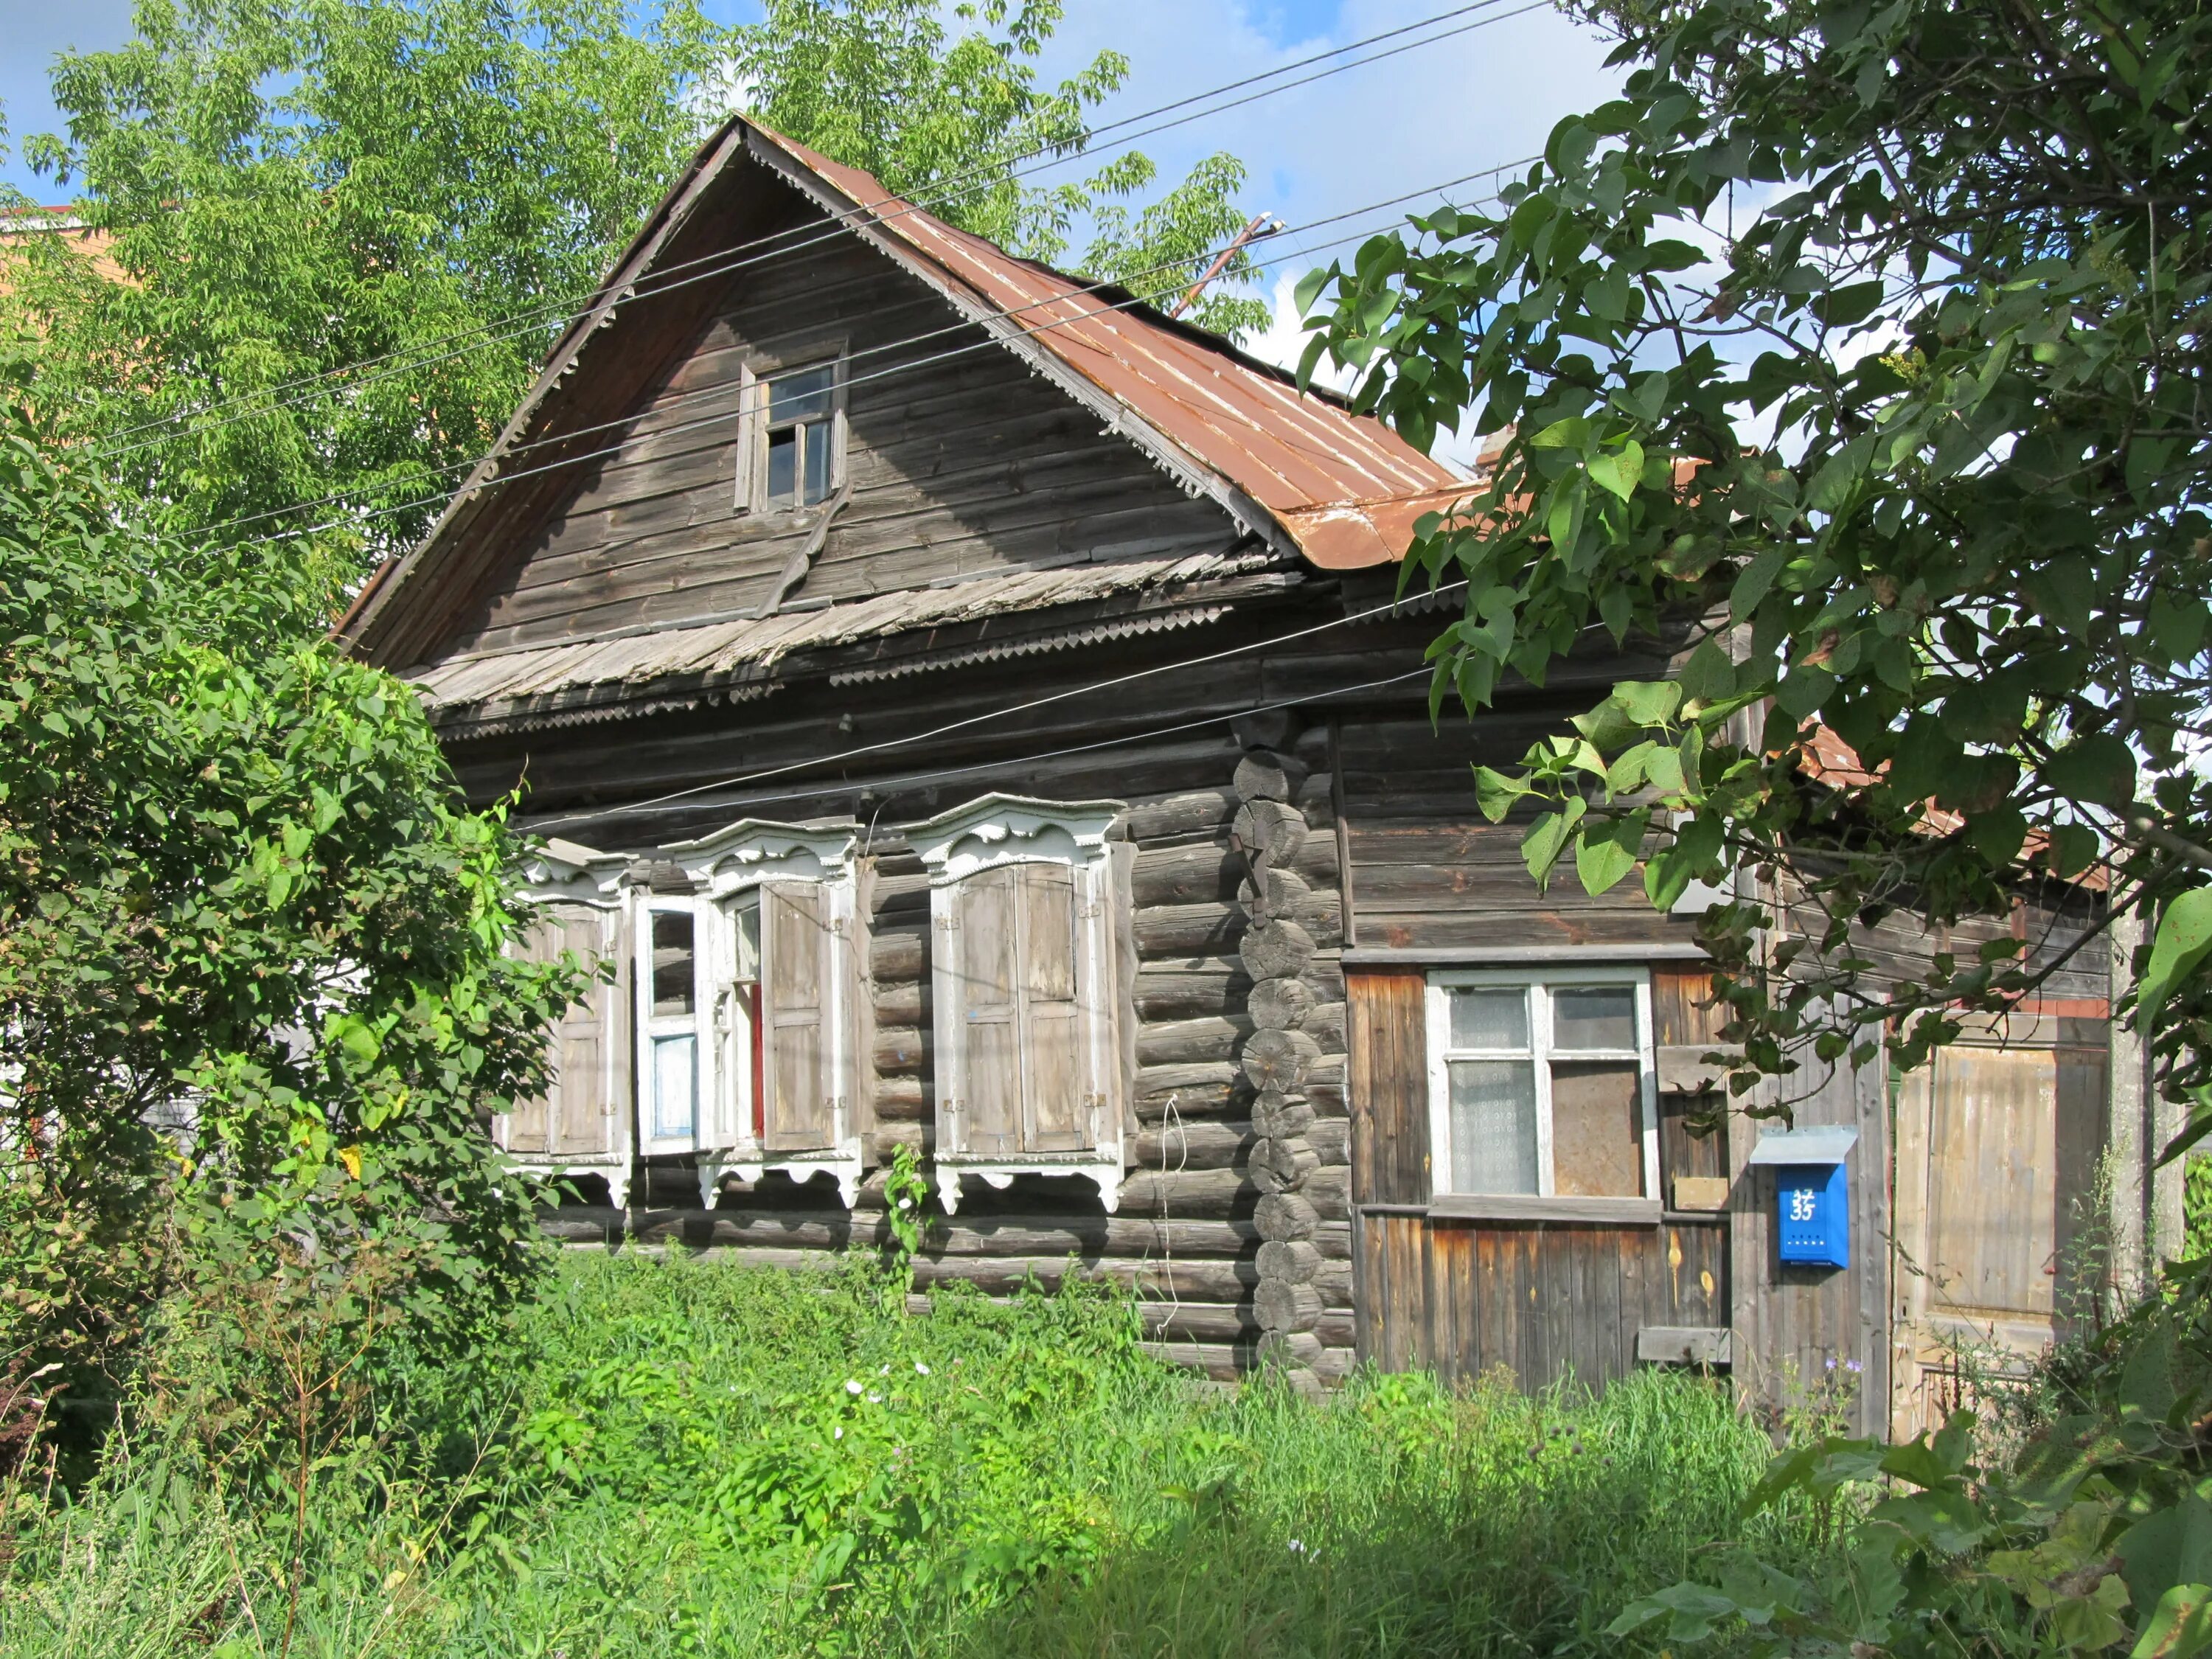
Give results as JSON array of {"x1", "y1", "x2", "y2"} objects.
[{"x1": 0, "y1": 1251, "x2": 1792, "y2": 1658}]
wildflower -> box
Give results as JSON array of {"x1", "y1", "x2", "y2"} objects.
[
  {"x1": 844, "y1": 1380, "x2": 863, "y2": 1396},
  {"x1": 866, "y1": 1390, "x2": 883, "y2": 1404},
  {"x1": 1845, "y1": 1359, "x2": 1864, "y2": 1374},
  {"x1": 897, "y1": 1196, "x2": 914, "y2": 1210},
  {"x1": 879, "y1": 1363, "x2": 891, "y2": 1376},
  {"x1": 914, "y1": 1361, "x2": 931, "y2": 1375},
  {"x1": 833, "y1": 1427, "x2": 844, "y2": 1441},
  {"x1": 1287, "y1": 1539, "x2": 1307, "y2": 1555},
  {"x1": 1825, "y1": 1357, "x2": 1837, "y2": 1371}
]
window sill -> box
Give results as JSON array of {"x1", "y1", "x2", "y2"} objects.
[{"x1": 1426, "y1": 1194, "x2": 1664, "y2": 1225}]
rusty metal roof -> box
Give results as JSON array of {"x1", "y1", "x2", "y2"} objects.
[{"x1": 751, "y1": 125, "x2": 1467, "y2": 571}]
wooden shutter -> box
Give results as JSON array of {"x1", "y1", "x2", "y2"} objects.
[
  {"x1": 760, "y1": 881, "x2": 835, "y2": 1152},
  {"x1": 732, "y1": 364, "x2": 762, "y2": 513},
  {"x1": 952, "y1": 866, "x2": 1023, "y2": 1156},
  {"x1": 507, "y1": 903, "x2": 619, "y2": 1158},
  {"x1": 1018, "y1": 863, "x2": 1086, "y2": 1151}
]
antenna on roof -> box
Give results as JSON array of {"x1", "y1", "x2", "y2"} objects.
[{"x1": 1168, "y1": 212, "x2": 1284, "y2": 319}]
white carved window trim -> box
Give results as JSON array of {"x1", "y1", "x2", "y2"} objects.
[
  {"x1": 666, "y1": 818, "x2": 865, "y2": 1207},
  {"x1": 504, "y1": 840, "x2": 635, "y2": 1211},
  {"x1": 909, "y1": 794, "x2": 1128, "y2": 1215},
  {"x1": 1422, "y1": 967, "x2": 1660, "y2": 1221}
]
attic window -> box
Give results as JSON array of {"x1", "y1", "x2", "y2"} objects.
[{"x1": 736, "y1": 356, "x2": 846, "y2": 513}]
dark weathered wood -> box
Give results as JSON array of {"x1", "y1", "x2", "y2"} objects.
[
  {"x1": 1239, "y1": 919, "x2": 1315, "y2": 982},
  {"x1": 1347, "y1": 970, "x2": 1427, "y2": 1207},
  {"x1": 1233, "y1": 751, "x2": 1310, "y2": 804}
]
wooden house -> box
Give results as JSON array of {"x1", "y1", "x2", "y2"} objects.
[{"x1": 338, "y1": 116, "x2": 2163, "y2": 1434}]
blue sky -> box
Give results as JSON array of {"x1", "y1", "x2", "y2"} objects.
[{"x1": 0, "y1": 0, "x2": 1618, "y2": 451}]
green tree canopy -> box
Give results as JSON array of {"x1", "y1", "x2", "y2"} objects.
[
  {"x1": 3, "y1": 0, "x2": 1265, "y2": 613},
  {"x1": 1301, "y1": 0, "x2": 2211, "y2": 1120},
  {"x1": 0, "y1": 359, "x2": 575, "y2": 1403}
]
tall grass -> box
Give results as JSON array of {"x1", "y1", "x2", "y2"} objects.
[{"x1": 0, "y1": 1252, "x2": 1799, "y2": 1658}]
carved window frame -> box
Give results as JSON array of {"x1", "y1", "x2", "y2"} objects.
[
  {"x1": 504, "y1": 840, "x2": 636, "y2": 1211},
  {"x1": 909, "y1": 794, "x2": 1130, "y2": 1214},
  {"x1": 665, "y1": 818, "x2": 866, "y2": 1207}
]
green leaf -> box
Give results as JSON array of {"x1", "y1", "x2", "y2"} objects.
[
  {"x1": 2134, "y1": 1584, "x2": 2212, "y2": 1659},
  {"x1": 2045, "y1": 735, "x2": 2138, "y2": 811},
  {"x1": 1587, "y1": 439, "x2": 1644, "y2": 500},
  {"x1": 1520, "y1": 796, "x2": 1587, "y2": 888},
  {"x1": 1576, "y1": 809, "x2": 1648, "y2": 895},
  {"x1": 1472, "y1": 765, "x2": 1529, "y2": 824},
  {"x1": 2140, "y1": 890, "x2": 2212, "y2": 1023},
  {"x1": 2121, "y1": 1497, "x2": 2212, "y2": 1621}
]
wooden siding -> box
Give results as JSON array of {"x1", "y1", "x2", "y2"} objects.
[{"x1": 435, "y1": 218, "x2": 1230, "y2": 662}]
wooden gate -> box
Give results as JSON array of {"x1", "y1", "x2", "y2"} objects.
[{"x1": 1890, "y1": 1019, "x2": 2104, "y2": 1439}]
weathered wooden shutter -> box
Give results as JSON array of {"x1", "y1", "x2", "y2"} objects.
[
  {"x1": 760, "y1": 881, "x2": 835, "y2": 1152},
  {"x1": 507, "y1": 903, "x2": 619, "y2": 1158},
  {"x1": 1018, "y1": 863, "x2": 1085, "y2": 1152},
  {"x1": 950, "y1": 866, "x2": 1023, "y2": 1156},
  {"x1": 732, "y1": 364, "x2": 762, "y2": 513}
]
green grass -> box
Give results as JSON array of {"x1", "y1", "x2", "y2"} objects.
[{"x1": 0, "y1": 1252, "x2": 1802, "y2": 1658}]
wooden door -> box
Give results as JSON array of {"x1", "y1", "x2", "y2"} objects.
[{"x1": 1891, "y1": 1031, "x2": 2082, "y2": 1438}]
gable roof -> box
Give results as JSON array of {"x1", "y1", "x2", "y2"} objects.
[{"x1": 338, "y1": 116, "x2": 1464, "y2": 667}]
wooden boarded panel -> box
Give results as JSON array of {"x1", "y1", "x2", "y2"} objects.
[
  {"x1": 1018, "y1": 863, "x2": 1085, "y2": 1152},
  {"x1": 1347, "y1": 970, "x2": 1428, "y2": 1206},
  {"x1": 763, "y1": 882, "x2": 832, "y2": 1152},
  {"x1": 507, "y1": 904, "x2": 619, "y2": 1158},
  {"x1": 957, "y1": 866, "x2": 1022, "y2": 1157}
]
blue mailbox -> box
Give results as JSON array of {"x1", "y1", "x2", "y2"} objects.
[{"x1": 1748, "y1": 1127, "x2": 1858, "y2": 1269}]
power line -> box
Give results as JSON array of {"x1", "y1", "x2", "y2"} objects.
[
  {"x1": 527, "y1": 580, "x2": 1469, "y2": 837},
  {"x1": 526, "y1": 663, "x2": 1434, "y2": 841},
  {"x1": 83, "y1": 0, "x2": 1540, "y2": 461},
  {"x1": 178, "y1": 158, "x2": 1532, "y2": 552}
]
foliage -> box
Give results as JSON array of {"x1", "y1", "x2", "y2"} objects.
[
  {"x1": 0, "y1": 1251, "x2": 1790, "y2": 1658},
  {"x1": 1615, "y1": 1270, "x2": 2212, "y2": 1658},
  {"x1": 2, "y1": 0, "x2": 739, "y2": 607},
  {"x1": 1298, "y1": 0, "x2": 2212, "y2": 1113},
  {"x1": 0, "y1": 375, "x2": 576, "y2": 1422},
  {"x1": 730, "y1": 0, "x2": 1270, "y2": 338}
]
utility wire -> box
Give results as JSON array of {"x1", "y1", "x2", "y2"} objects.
[
  {"x1": 178, "y1": 158, "x2": 1531, "y2": 552},
  {"x1": 527, "y1": 664, "x2": 1437, "y2": 840},
  {"x1": 84, "y1": 0, "x2": 1541, "y2": 460},
  {"x1": 527, "y1": 582, "x2": 1468, "y2": 837}
]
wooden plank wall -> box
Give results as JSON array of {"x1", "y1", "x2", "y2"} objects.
[
  {"x1": 1345, "y1": 966, "x2": 1731, "y2": 1390},
  {"x1": 437, "y1": 215, "x2": 1228, "y2": 661}
]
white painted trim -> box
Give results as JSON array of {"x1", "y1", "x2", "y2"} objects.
[
  {"x1": 516, "y1": 837, "x2": 629, "y2": 907},
  {"x1": 665, "y1": 816, "x2": 858, "y2": 895},
  {"x1": 934, "y1": 1155, "x2": 1125, "y2": 1215},
  {"x1": 907, "y1": 793, "x2": 1124, "y2": 886}
]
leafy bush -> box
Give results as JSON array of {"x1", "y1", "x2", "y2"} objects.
[{"x1": 0, "y1": 372, "x2": 580, "y2": 1440}]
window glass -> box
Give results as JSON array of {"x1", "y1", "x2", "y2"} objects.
[
  {"x1": 1450, "y1": 986, "x2": 1529, "y2": 1050},
  {"x1": 804, "y1": 422, "x2": 832, "y2": 504},
  {"x1": 766, "y1": 428, "x2": 797, "y2": 504},
  {"x1": 652, "y1": 910, "x2": 695, "y2": 1016},
  {"x1": 651, "y1": 1032, "x2": 696, "y2": 1138},
  {"x1": 1447, "y1": 1059, "x2": 1539, "y2": 1194},
  {"x1": 1553, "y1": 986, "x2": 1636, "y2": 1050},
  {"x1": 1549, "y1": 1060, "x2": 1644, "y2": 1196},
  {"x1": 768, "y1": 364, "x2": 835, "y2": 424}
]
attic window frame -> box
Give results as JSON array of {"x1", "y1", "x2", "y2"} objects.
[{"x1": 734, "y1": 341, "x2": 849, "y2": 516}]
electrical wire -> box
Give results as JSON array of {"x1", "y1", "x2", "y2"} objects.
[
  {"x1": 525, "y1": 585, "x2": 1465, "y2": 838},
  {"x1": 175, "y1": 157, "x2": 1532, "y2": 552},
  {"x1": 524, "y1": 663, "x2": 1436, "y2": 839},
  {"x1": 83, "y1": 0, "x2": 1542, "y2": 459}
]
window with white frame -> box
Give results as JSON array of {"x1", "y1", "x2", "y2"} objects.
[
  {"x1": 908, "y1": 795, "x2": 1130, "y2": 1214},
  {"x1": 651, "y1": 818, "x2": 865, "y2": 1206},
  {"x1": 638, "y1": 899, "x2": 709, "y2": 1148},
  {"x1": 734, "y1": 355, "x2": 846, "y2": 513},
  {"x1": 1425, "y1": 970, "x2": 1658, "y2": 1201}
]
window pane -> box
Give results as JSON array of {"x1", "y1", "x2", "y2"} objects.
[
  {"x1": 801, "y1": 420, "x2": 832, "y2": 504},
  {"x1": 652, "y1": 910, "x2": 695, "y2": 1016},
  {"x1": 732, "y1": 898, "x2": 761, "y2": 984},
  {"x1": 1553, "y1": 986, "x2": 1636, "y2": 1050},
  {"x1": 1446, "y1": 1060, "x2": 1538, "y2": 1194},
  {"x1": 1551, "y1": 1060, "x2": 1644, "y2": 1196},
  {"x1": 769, "y1": 364, "x2": 835, "y2": 423},
  {"x1": 1448, "y1": 987, "x2": 1529, "y2": 1051},
  {"x1": 651, "y1": 1032, "x2": 696, "y2": 1138},
  {"x1": 766, "y1": 428, "x2": 796, "y2": 503}
]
